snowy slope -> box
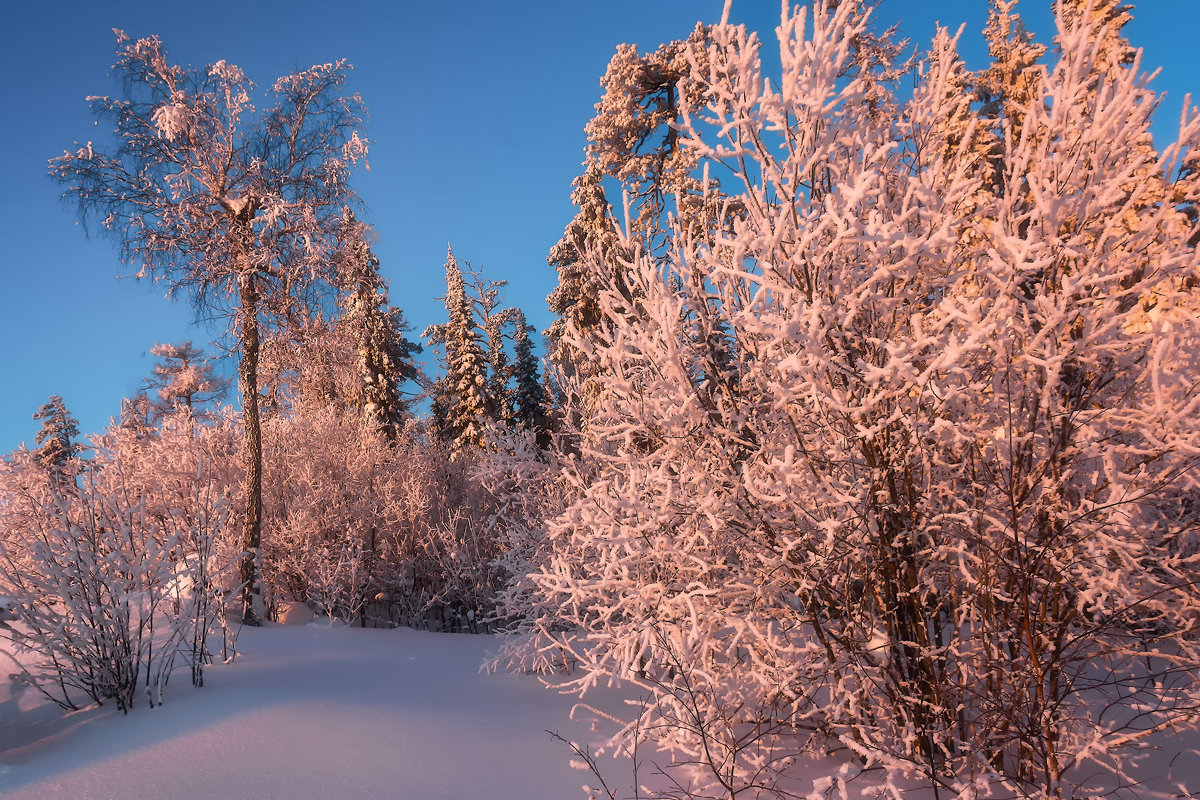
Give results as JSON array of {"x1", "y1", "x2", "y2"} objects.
[
  {"x1": 5, "y1": 624, "x2": 1199, "y2": 799},
  {"x1": 0, "y1": 624, "x2": 627, "y2": 800}
]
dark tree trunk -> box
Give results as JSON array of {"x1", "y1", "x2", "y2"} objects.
[{"x1": 238, "y1": 270, "x2": 264, "y2": 625}]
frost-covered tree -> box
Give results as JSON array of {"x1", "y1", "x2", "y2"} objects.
[
  {"x1": 546, "y1": 163, "x2": 622, "y2": 359},
  {"x1": 484, "y1": 308, "x2": 514, "y2": 425},
  {"x1": 424, "y1": 250, "x2": 496, "y2": 456},
  {"x1": 508, "y1": 309, "x2": 546, "y2": 437},
  {"x1": 143, "y1": 341, "x2": 228, "y2": 423},
  {"x1": 425, "y1": 253, "x2": 543, "y2": 453},
  {"x1": 32, "y1": 395, "x2": 80, "y2": 488},
  {"x1": 118, "y1": 392, "x2": 155, "y2": 440},
  {"x1": 337, "y1": 224, "x2": 421, "y2": 440},
  {"x1": 256, "y1": 408, "x2": 503, "y2": 629},
  {"x1": 268, "y1": 215, "x2": 420, "y2": 437},
  {"x1": 547, "y1": 24, "x2": 726, "y2": 387},
  {"x1": 1057, "y1": 0, "x2": 1134, "y2": 71},
  {"x1": 50, "y1": 32, "x2": 368, "y2": 624},
  {"x1": 977, "y1": 0, "x2": 1046, "y2": 147},
  {"x1": 500, "y1": 2, "x2": 1200, "y2": 797}
]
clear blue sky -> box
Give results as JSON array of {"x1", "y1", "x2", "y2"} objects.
[{"x1": 1, "y1": 1, "x2": 1195, "y2": 454}]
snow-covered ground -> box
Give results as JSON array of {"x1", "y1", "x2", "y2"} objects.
[
  {"x1": 4, "y1": 623, "x2": 1199, "y2": 800},
  {"x1": 0, "y1": 623, "x2": 631, "y2": 800}
]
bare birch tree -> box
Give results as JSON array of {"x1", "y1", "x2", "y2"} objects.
[{"x1": 50, "y1": 31, "x2": 368, "y2": 623}]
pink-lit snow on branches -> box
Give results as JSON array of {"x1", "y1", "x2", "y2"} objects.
[{"x1": 494, "y1": 1, "x2": 1200, "y2": 797}]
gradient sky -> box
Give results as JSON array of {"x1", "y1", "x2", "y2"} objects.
[{"x1": 1, "y1": 1, "x2": 1195, "y2": 455}]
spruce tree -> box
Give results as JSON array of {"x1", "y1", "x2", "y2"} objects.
[
  {"x1": 484, "y1": 309, "x2": 514, "y2": 425},
  {"x1": 338, "y1": 221, "x2": 421, "y2": 440},
  {"x1": 509, "y1": 309, "x2": 546, "y2": 436},
  {"x1": 546, "y1": 25, "x2": 742, "y2": 433},
  {"x1": 118, "y1": 392, "x2": 154, "y2": 439},
  {"x1": 547, "y1": 26, "x2": 714, "y2": 357},
  {"x1": 143, "y1": 341, "x2": 228, "y2": 422},
  {"x1": 32, "y1": 396, "x2": 80, "y2": 488},
  {"x1": 1056, "y1": 0, "x2": 1164, "y2": 230},
  {"x1": 1057, "y1": 0, "x2": 1135, "y2": 71},
  {"x1": 976, "y1": 0, "x2": 1046, "y2": 192},
  {"x1": 345, "y1": 280, "x2": 421, "y2": 440},
  {"x1": 424, "y1": 249, "x2": 493, "y2": 456}
]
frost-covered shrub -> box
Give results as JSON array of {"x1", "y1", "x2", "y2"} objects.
[
  {"x1": 499, "y1": 2, "x2": 1200, "y2": 797},
  {"x1": 478, "y1": 426, "x2": 574, "y2": 640},
  {"x1": 0, "y1": 418, "x2": 234, "y2": 712},
  {"x1": 261, "y1": 411, "x2": 503, "y2": 628}
]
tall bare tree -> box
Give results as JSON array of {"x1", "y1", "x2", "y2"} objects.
[{"x1": 50, "y1": 31, "x2": 368, "y2": 623}]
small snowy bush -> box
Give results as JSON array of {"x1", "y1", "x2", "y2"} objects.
[{"x1": 0, "y1": 418, "x2": 234, "y2": 712}]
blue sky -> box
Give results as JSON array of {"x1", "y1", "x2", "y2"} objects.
[{"x1": 0, "y1": 1, "x2": 1195, "y2": 454}]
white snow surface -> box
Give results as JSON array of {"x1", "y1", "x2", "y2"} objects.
[
  {"x1": 0, "y1": 624, "x2": 630, "y2": 800},
  {"x1": 4, "y1": 623, "x2": 1199, "y2": 799}
]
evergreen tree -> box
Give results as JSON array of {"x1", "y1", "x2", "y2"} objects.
[
  {"x1": 547, "y1": 25, "x2": 720, "y2": 374},
  {"x1": 969, "y1": 0, "x2": 1048, "y2": 213},
  {"x1": 509, "y1": 309, "x2": 546, "y2": 437},
  {"x1": 1057, "y1": 0, "x2": 1135, "y2": 71},
  {"x1": 546, "y1": 25, "x2": 749, "y2": 437},
  {"x1": 423, "y1": 249, "x2": 493, "y2": 457},
  {"x1": 345, "y1": 278, "x2": 421, "y2": 439},
  {"x1": 32, "y1": 395, "x2": 80, "y2": 488},
  {"x1": 977, "y1": 0, "x2": 1046, "y2": 137},
  {"x1": 458, "y1": 271, "x2": 514, "y2": 427},
  {"x1": 1055, "y1": 0, "x2": 1165, "y2": 233},
  {"x1": 118, "y1": 392, "x2": 155, "y2": 440},
  {"x1": 546, "y1": 164, "x2": 622, "y2": 360},
  {"x1": 484, "y1": 309, "x2": 513, "y2": 425},
  {"x1": 423, "y1": 251, "x2": 542, "y2": 453},
  {"x1": 337, "y1": 214, "x2": 421, "y2": 439},
  {"x1": 143, "y1": 341, "x2": 228, "y2": 422}
]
